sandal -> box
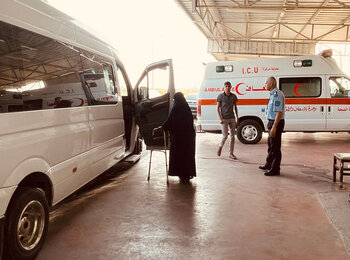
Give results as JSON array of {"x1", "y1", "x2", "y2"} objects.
[{"x1": 229, "y1": 154, "x2": 237, "y2": 160}]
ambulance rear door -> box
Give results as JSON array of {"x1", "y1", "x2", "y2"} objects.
[{"x1": 279, "y1": 76, "x2": 326, "y2": 131}]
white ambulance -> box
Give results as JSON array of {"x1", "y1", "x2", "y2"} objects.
[{"x1": 197, "y1": 50, "x2": 350, "y2": 144}]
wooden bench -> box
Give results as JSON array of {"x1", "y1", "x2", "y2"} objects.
[{"x1": 333, "y1": 153, "x2": 350, "y2": 185}]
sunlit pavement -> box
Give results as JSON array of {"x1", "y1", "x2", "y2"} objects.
[{"x1": 37, "y1": 132, "x2": 350, "y2": 259}]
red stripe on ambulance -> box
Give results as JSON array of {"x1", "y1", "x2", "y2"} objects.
[{"x1": 198, "y1": 98, "x2": 350, "y2": 106}]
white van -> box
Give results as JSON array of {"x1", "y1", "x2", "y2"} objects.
[
  {"x1": 0, "y1": 1, "x2": 175, "y2": 259},
  {"x1": 197, "y1": 50, "x2": 350, "y2": 144}
]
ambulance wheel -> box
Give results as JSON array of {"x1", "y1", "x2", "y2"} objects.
[
  {"x1": 4, "y1": 187, "x2": 49, "y2": 260},
  {"x1": 237, "y1": 119, "x2": 262, "y2": 144}
]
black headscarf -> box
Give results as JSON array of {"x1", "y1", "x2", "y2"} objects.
[
  {"x1": 163, "y1": 92, "x2": 194, "y2": 134},
  {"x1": 173, "y1": 92, "x2": 186, "y2": 103}
]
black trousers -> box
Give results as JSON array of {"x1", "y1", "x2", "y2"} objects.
[{"x1": 265, "y1": 119, "x2": 285, "y2": 172}]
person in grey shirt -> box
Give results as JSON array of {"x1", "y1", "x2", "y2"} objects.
[{"x1": 216, "y1": 81, "x2": 239, "y2": 159}]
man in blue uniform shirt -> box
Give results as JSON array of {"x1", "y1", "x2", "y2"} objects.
[{"x1": 259, "y1": 76, "x2": 285, "y2": 176}]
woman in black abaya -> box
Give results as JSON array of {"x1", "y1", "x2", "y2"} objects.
[{"x1": 162, "y1": 92, "x2": 196, "y2": 182}]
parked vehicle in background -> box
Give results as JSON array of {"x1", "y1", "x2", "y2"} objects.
[
  {"x1": 0, "y1": 1, "x2": 175, "y2": 259},
  {"x1": 185, "y1": 93, "x2": 198, "y2": 117},
  {"x1": 197, "y1": 49, "x2": 350, "y2": 144}
]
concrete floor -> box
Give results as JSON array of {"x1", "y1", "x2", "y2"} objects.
[{"x1": 37, "y1": 132, "x2": 350, "y2": 260}]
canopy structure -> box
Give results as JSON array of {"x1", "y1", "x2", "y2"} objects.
[{"x1": 174, "y1": 0, "x2": 350, "y2": 60}]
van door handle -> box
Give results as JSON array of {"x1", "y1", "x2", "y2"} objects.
[
  {"x1": 321, "y1": 106, "x2": 324, "y2": 112},
  {"x1": 328, "y1": 106, "x2": 331, "y2": 112}
]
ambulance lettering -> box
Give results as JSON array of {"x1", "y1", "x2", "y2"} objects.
[
  {"x1": 59, "y1": 88, "x2": 74, "y2": 94},
  {"x1": 234, "y1": 83, "x2": 266, "y2": 95},
  {"x1": 337, "y1": 107, "x2": 350, "y2": 112},
  {"x1": 262, "y1": 67, "x2": 280, "y2": 72},
  {"x1": 204, "y1": 87, "x2": 222, "y2": 92},
  {"x1": 242, "y1": 67, "x2": 259, "y2": 75},
  {"x1": 285, "y1": 106, "x2": 317, "y2": 112}
]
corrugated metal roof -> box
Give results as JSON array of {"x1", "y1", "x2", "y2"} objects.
[{"x1": 174, "y1": 0, "x2": 350, "y2": 60}]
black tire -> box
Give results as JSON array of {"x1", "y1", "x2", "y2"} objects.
[
  {"x1": 236, "y1": 119, "x2": 263, "y2": 144},
  {"x1": 4, "y1": 187, "x2": 49, "y2": 260},
  {"x1": 133, "y1": 133, "x2": 143, "y2": 154}
]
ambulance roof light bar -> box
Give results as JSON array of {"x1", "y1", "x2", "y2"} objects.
[
  {"x1": 319, "y1": 49, "x2": 333, "y2": 58},
  {"x1": 216, "y1": 65, "x2": 233, "y2": 73},
  {"x1": 293, "y1": 59, "x2": 312, "y2": 68}
]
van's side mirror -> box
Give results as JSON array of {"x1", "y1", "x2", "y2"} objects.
[{"x1": 139, "y1": 86, "x2": 147, "y2": 100}]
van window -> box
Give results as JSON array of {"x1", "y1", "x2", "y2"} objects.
[
  {"x1": 80, "y1": 51, "x2": 118, "y2": 103},
  {"x1": 280, "y1": 77, "x2": 321, "y2": 98},
  {"x1": 329, "y1": 77, "x2": 350, "y2": 98},
  {"x1": 148, "y1": 67, "x2": 169, "y2": 98},
  {"x1": 0, "y1": 20, "x2": 87, "y2": 112},
  {"x1": 137, "y1": 66, "x2": 170, "y2": 100}
]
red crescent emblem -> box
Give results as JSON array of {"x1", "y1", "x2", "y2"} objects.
[
  {"x1": 235, "y1": 83, "x2": 246, "y2": 95},
  {"x1": 294, "y1": 83, "x2": 304, "y2": 96}
]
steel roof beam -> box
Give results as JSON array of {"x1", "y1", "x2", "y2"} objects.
[
  {"x1": 272, "y1": 0, "x2": 287, "y2": 38},
  {"x1": 193, "y1": 0, "x2": 226, "y2": 52},
  {"x1": 209, "y1": 39, "x2": 315, "y2": 56},
  {"x1": 194, "y1": 4, "x2": 350, "y2": 10},
  {"x1": 222, "y1": 21, "x2": 350, "y2": 26},
  {"x1": 314, "y1": 14, "x2": 350, "y2": 41},
  {"x1": 294, "y1": 0, "x2": 330, "y2": 40},
  {"x1": 224, "y1": 34, "x2": 350, "y2": 42},
  {"x1": 176, "y1": 0, "x2": 350, "y2": 59}
]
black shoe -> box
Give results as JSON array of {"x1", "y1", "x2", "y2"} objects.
[
  {"x1": 179, "y1": 176, "x2": 191, "y2": 183},
  {"x1": 264, "y1": 170, "x2": 280, "y2": 176},
  {"x1": 259, "y1": 165, "x2": 270, "y2": 170}
]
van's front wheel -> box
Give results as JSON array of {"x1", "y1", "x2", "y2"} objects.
[
  {"x1": 4, "y1": 187, "x2": 49, "y2": 260},
  {"x1": 237, "y1": 119, "x2": 262, "y2": 144}
]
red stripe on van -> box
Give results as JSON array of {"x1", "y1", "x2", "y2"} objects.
[{"x1": 198, "y1": 98, "x2": 350, "y2": 106}]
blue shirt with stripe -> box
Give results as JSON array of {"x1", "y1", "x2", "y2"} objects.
[{"x1": 266, "y1": 88, "x2": 285, "y2": 120}]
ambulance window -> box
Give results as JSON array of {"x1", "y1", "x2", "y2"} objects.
[
  {"x1": 329, "y1": 77, "x2": 350, "y2": 98},
  {"x1": 280, "y1": 77, "x2": 321, "y2": 98}
]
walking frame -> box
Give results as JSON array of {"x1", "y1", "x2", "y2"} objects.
[{"x1": 147, "y1": 127, "x2": 169, "y2": 184}]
